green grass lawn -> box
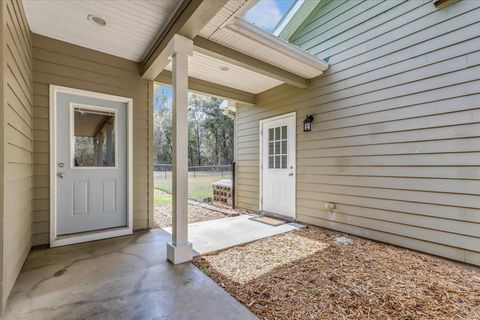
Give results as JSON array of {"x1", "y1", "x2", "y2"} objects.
[
  {"x1": 154, "y1": 172, "x2": 231, "y2": 201},
  {"x1": 154, "y1": 191, "x2": 172, "y2": 205}
]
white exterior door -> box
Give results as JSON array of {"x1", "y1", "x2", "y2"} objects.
[
  {"x1": 261, "y1": 113, "x2": 296, "y2": 219},
  {"x1": 50, "y1": 86, "x2": 133, "y2": 247}
]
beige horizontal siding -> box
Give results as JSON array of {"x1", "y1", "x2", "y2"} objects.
[
  {"x1": 0, "y1": 0, "x2": 33, "y2": 309},
  {"x1": 32, "y1": 34, "x2": 151, "y2": 246},
  {"x1": 236, "y1": 0, "x2": 480, "y2": 265}
]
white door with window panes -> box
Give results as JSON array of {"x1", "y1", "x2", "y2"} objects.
[
  {"x1": 260, "y1": 113, "x2": 296, "y2": 218},
  {"x1": 55, "y1": 91, "x2": 128, "y2": 236}
]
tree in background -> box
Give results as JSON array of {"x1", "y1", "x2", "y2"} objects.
[
  {"x1": 153, "y1": 88, "x2": 172, "y2": 164},
  {"x1": 201, "y1": 98, "x2": 234, "y2": 165},
  {"x1": 153, "y1": 86, "x2": 235, "y2": 166},
  {"x1": 188, "y1": 93, "x2": 207, "y2": 166}
]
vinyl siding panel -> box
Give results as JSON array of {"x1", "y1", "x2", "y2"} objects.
[
  {"x1": 31, "y1": 34, "x2": 151, "y2": 246},
  {"x1": 0, "y1": 0, "x2": 33, "y2": 310},
  {"x1": 236, "y1": 0, "x2": 480, "y2": 265}
]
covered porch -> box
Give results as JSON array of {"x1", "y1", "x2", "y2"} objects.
[
  {"x1": 1, "y1": 0, "x2": 328, "y2": 316},
  {"x1": 20, "y1": 0, "x2": 328, "y2": 261},
  {"x1": 2, "y1": 0, "x2": 480, "y2": 319},
  {"x1": 140, "y1": 0, "x2": 328, "y2": 264}
]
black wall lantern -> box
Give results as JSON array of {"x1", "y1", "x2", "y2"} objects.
[{"x1": 303, "y1": 115, "x2": 314, "y2": 132}]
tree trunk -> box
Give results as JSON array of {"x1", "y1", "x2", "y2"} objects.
[{"x1": 196, "y1": 122, "x2": 201, "y2": 166}]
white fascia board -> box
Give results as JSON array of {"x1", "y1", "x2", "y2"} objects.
[{"x1": 226, "y1": 19, "x2": 329, "y2": 72}]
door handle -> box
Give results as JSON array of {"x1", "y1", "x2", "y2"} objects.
[
  {"x1": 288, "y1": 173, "x2": 294, "y2": 176},
  {"x1": 57, "y1": 173, "x2": 65, "y2": 178}
]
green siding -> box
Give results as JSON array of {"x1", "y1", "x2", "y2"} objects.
[{"x1": 236, "y1": 0, "x2": 480, "y2": 265}]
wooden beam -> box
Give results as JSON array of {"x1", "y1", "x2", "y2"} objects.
[
  {"x1": 141, "y1": 0, "x2": 228, "y2": 79},
  {"x1": 155, "y1": 70, "x2": 256, "y2": 105},
  {"x1": 193, "y1": 36, "x2": 308, "y2": 89}
]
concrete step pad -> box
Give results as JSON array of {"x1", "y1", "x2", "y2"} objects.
[{"x1": 164, "y1": 214, "x2": 305, "y2": 255}]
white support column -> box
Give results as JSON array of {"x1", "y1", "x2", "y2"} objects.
[{"x1": 166, "y1": 35, "x2": 193, "y2": 264}]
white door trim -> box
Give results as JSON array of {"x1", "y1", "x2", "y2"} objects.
[
  {"x1": 259, "y1": 111, "x2": 296, "y2": 218},
  {"x1": 49, "y1": 85, "x2": 134, "y2": 247}
]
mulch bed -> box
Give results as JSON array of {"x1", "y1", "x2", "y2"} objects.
[{"x1": 193, "y1": 226, "x2": 480, "y2": 320}]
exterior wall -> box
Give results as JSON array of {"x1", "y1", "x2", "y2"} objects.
[
  {"x1": 236, "y1": 0, "x2": 480, "y2": 265},
  {"x1": 32, "y1": 34, "x2": 152, "y2": 245},
  {"x1": 1, "y1": 0, "x2": 5, "y2": 309},
  {"x1": 0, "y1": 0, "x2": 33, "y2": 309}
]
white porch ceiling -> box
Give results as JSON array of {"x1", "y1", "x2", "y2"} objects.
[
  {"x1": 23, "y1": 0, "x2": 327, "y2": 96},
  {"x1": 22, "y1": 0, "x2": 181, "y2": 62},
  {"x1": 165, "y1": 51, "x2": 282, "y2": 94}
]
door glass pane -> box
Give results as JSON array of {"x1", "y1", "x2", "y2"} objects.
[
  {"x1": 281, "y1": 125, "x2": 287, "y2": 140},
  {"x1": 275, "y1": 155, "x2": 280, "y2": 168},
  {"x1": 282, "y1": 140, "x2": 287, "y2": 155},
  {"x1": 275, "y1": 127, "x2": 280, "y2": 140},
  {"x1": 269, "y1": 156, "x2": 274, "y2": 168},
  {"x1": 281, "y1": 155, "x2": 287, "y2": 169},
  {"x1": 74, "y1": 107, "x2": 115, "y2": 167},
  {"x1": 275, "y1": 141, "x2": 280, "y2": 155},
  {"x1": 269, "y1": 142, "x2": 274, "y2": 156},
  {"x1": 269, "y1": 128, "x2": 274, "y2": 141}
]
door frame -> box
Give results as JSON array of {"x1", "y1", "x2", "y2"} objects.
[
  {"x1": 259, "y1": 111, "x2": 296, "y2": 219},
  {"x1": 49, "y1": 85, "x2": 133, "y2": 247}
]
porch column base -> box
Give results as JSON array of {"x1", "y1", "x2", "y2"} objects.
[{"x1": 166, "y1": 241, "x2": 193, "y2": 264}]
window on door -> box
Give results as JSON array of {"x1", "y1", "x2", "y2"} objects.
[
  {"x1": 73, "y1": 107, "x2": 116, "y2": 167},
  {"x1": 268, "y1": 125, "x2": 287, "y2": 169}
]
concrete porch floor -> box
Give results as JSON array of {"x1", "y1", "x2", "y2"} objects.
[{"x1": 1, "y1": 229, "x2": 258, "y2": 320}]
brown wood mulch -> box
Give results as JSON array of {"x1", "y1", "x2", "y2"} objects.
[{"x1": 193, "y1": 226, "x2": 480, "y2": 320}]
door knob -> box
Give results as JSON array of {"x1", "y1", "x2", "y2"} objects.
[
  {"x1": 57, "y1": 173, "x2": 65, "y2": 178},
  {"x1": 288, "y1": 173, "x2": 293, "y2": 176}
]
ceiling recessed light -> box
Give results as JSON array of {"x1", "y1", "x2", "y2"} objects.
[
  {"x1": 87, "y1": 14, "x2": 106, "y2": 27},
  {"x1": 220, "y1": 66, "x2": 229, "y2": 72}
]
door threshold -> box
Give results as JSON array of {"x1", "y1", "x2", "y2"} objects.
[{"x1": 51, "y1": 226, "x2": 132, "y2": 248}]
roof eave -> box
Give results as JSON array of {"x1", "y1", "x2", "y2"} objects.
[{"x1": 226, "y1": 19, "x2": 329, "y2": 74}]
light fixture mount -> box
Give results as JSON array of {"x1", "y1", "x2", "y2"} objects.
[
  {"x1": 303, "y1": 114, "x2": 314, "y2": 132},
  {"x1": 87, "y1": 14, "x2": 106, "y2": 27}
]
